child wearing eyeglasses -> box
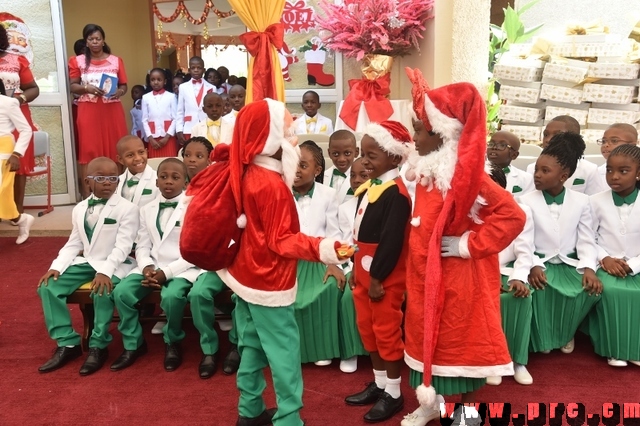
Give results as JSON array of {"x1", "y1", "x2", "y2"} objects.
[
  {"x1": 595, "y1": 123, "x2": 638, "y2": 190},
  {"x1": 487, "y1": 131, "x2": 534, "y2": 198},
  {"x1": 37, "y1": 157, "x2": 139, "y2": 376}
]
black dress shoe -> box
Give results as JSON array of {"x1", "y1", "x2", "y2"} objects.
[
  {"x1": 363, "y1": 392, "x2": 404, "y2": 423},
  {"x1": 236, "y1": 407, "x2": 277, "y2": 426},
  {"x1": 223, "y1": 344, "x2": 240, "y2": 375},
  {"x1": 38, "y1": 345, "x2": 82, "y2": 373},
  {"x1": 199, "y1": 354, "x2": 217, "y2": 379},
  {"x1": 79, "y1": 347, "x2": 109, "y2": 376},
  {"x1": 164, "y1": 343, "x2": 182, "y2": 371},
  {"x1": 110, "y1": 341, "x2": 148, "y2": 371},
  {"x1": 345, "y1": 382, "x2": 385, "y2": 406}
]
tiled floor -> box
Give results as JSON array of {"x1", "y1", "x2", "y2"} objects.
[{"x1": 0, "y1": 205, "x2": 74, "y2": 237}]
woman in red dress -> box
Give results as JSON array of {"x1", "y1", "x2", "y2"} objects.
[
  {"x1": 68, "y1": 24, "x2": 128, "y2": 198},
  {"x1": 0, "y1": 24, "x2": 39, "y2": 215}
]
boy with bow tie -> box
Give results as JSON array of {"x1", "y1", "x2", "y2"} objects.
[
  {"x1": 115, "y1": 135, "x2": 158, "y2": 208},
  {"x1": 323, "y1": 129, "x2": 360, "y2": 204},
  {"x1": 190, "y1": 92, "x2": 233, "y2": 147},
  {"x1": 176, "y1": 56, "x2": 215, "y2": 145},
  {"x1": 37, "y1": 157, "x2": 139, "y2": 376},
  {"x1": 293, "y1": 91, "x2": 333, "y2": 135}
]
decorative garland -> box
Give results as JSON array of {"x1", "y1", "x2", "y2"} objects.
[{"x1": 153, "y1": 0, "x2": 234, "y2": 25}]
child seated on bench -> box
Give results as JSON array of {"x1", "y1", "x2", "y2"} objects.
[
  {"x1": 37, "y1": 157, "x2": 139, "y2": 376},
  {"x1": 115, "y1": 135, "x2": 158, "y2": 207}
]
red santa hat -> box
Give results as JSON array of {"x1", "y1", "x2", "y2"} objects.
[
  {"x1": 363, "y1": 120, "x2": 413, "y2": 162},
  {"x1": 0, "y1": 13, "x2": 31, "y2": 38},
  {"x1": 229, "y1": 98, "x2": 287, "y2": 228},
  {"x1": 405, "y1": 67, "x2": 487, "y2": 408}
]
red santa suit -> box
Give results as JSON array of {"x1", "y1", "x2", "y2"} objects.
[{"x1": 403, "y1": 69, "x2": 525, "y2": 409}]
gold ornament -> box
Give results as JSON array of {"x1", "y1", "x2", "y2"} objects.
[{"x1": 360, "y1": 54, "x2": 394, "y2": 80}]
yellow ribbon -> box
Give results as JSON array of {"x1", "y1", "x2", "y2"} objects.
[
  {"x1": 566, "y1": 21, "x2": 609, "y2": 36},
  {"x1": 207, "y1": 119, "x2": 221, "y2": 127},
  {"x1": 305, "y1": 117, "x2": 317, "y2": 124},
  {"x1": 354, "y1": 179, "x2": 396, "y2": 203}
]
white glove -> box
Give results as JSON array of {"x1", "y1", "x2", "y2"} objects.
[{"x1": 441, "y1": 236, "x2": 461, "y2": 258}]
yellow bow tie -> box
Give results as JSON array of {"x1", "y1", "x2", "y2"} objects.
[
  {"x1": 354, "y1": 179, "x2": 396, "y2": 203},
  {"x1": 306, "y1": 117, "x2": 317, "y2": 124},
  {"x1": 207, "y1": 119, "x2": 221, "y2": 127}
]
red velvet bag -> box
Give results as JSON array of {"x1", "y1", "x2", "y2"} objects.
[{"x1": 180, "y1": 144, "x2": 243, "y2": 271}]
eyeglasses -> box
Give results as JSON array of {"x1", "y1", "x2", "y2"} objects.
[
  {"x1": 487, "y1": 142, "x2": 513, "y2": 151},
  {"x1": 596, "y1": 138, "x2": 634, "y2": 146},
  {"x1": 87, "y1": 176, "x2": 119, "y2": 183}
]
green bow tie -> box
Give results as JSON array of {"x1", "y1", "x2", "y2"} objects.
[
  {"x1": 159, "y1": 201, "x2": 178, "y2": 210},
  {"x1": 612, "y1": 188, "x2": 638, "y2": 207},
  {"x1": 126, "y1": 179, "x2": 139, "y2": 188},
  {"x1": 333, "y1": 169, "x2": 347, "y2": 178},
  {"x1": 543, "y1": 189, "x2": 565, "y2": 205},
  {"x1": 347, "y1": 187, "x2": 355, "y2": 196},
  {"x1": 503, "y1": 166, "x2": 511, "y2": 174},
  {"x1": 87, "y1": 197, "x2": 107, "y2": 207},
  {"x1": 370, "y1": 178, "x2": 383, "y2": 186}
]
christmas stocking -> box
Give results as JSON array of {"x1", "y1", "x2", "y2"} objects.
[{"x1": 305, "y1": 49, "x2": 335, "y2": 86}]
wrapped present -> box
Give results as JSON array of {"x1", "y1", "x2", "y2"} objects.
[
  {"x1": 499, "y1": 85, "x2": 541, "y2": 104},
  {"x1": 582, "y1": 83, "x2": 637, "y2": 104},
  {"x1": 543, "y1": 62, "x2": 589, "y2": 83},
  {"x1": 581, "y1": 129, "x2": 604, "y2": 144},
  {"x1": 546, "y1": 42, "x2": 627, "y2": 58},
  {"x1": 494, "y1": 64, "x2": 544, "y2": 82},
  {"x1": 499, "y1": 104, "x2": 545, "y2": 123},
  {"x1": 546, "y1": 105, "x2": 589, "y2": 125},
  {"x1": 587, "y1": 62, "x2": 640, "y2": 79},
  {"x1": 588, "y1": 107, "x2": 640, "y2": 125},
  {"x1": 501, "y1": 124, "x2": 543, "y2": 142},
  {"x1": 541, "y1": 84, "x2": 584, "y2": 104}
]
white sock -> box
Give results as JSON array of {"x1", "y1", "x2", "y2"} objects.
[
  {"x1": 385, "y1": 376, "x2": 401, "y2": 398},
  {"x1": 373, "y1": 369, "x2": 386, "y2": 389}
]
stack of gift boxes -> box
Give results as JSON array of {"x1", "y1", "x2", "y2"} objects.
[{"x1": 494, "y1": 33, "x2": 640, "y2": 145}]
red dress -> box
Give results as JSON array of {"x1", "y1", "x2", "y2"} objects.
[
  {"x1": 0, "y1": 53, "x2": 36, "y2": 174},
  {"x1": 68, "y1": 54, "x2": 128, "y2": 163}
]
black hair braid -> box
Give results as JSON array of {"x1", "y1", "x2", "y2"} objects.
[
  {"x1": 300, "y1": 140, "x2": 325, "y2": 184},
  {"x1": 609, "y1": 144, "x2": 640, "y2": 189},
  {"x1": 543, "y1": 132, "x2": 585, "y2": 177},
  {"x1": 181, "y1": 136, "x2": 214, "y2": 157},
  {"x1": 489, "y1": 164, "x2": 507, "y2": 190}
]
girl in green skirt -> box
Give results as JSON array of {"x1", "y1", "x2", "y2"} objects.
[
  {"x1": 519, "y1": 132, "x2": 602, "y2": 355},
  {"x1": 588, "y1": 143, "x2": 640, "y2": 367}
]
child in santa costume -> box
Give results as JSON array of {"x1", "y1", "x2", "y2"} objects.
[
  {"x1": 400, "y1": 68, "x2": 526, "y2": 426},
  {"x1": 214, "y1": 98, "x2": 345, "y2": 426},
  {"x1": 344, "y1": 120, "x2": 413, "y2": 423}
]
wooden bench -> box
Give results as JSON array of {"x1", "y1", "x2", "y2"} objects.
[{"x1": 67, "y1": 284, "x2": 234, "y2": 351}]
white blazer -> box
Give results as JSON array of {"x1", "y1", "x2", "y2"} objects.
[
  {"x1": 520, "y1": 189, "x2": 597, "y2": 272},
  {"x1": 338, "y1": 196, "x2": 358, "y2": 244},
  {"x1": 294, "y1": 183, "x2": 341, "y2": 239},
  {"x1": 323, "y1": 165, "x2": 353, "y2": 204},
  {"x1": 49, "y1": 195, "x2": 139, "y2": 279},
  {"x1": 596, "y1": 163, "x2": 608, "y2": 193},
  {"x1": 116, "y1": 165, "x2": 158, "y2": 208},
  {"x1": 293, "y1": 113, "x2": 333, "y2": 135},
  {"x1": 590, "y1": 190, "x2": 640, "y2": 274},
  {"x1": 506, "y1": 165, "x2": 534, "y2": 198},
  {"x1": 527, "y1": 158, "x2": 604, "y2": 195},
  {"x1": 190, "y1": 117, "x2": 234, "y2": 146},
  {"x1": 499, "y1": 203, "x2": 535, "y2": 283},
  {"x1": 141, "y1": 91, "x2": 177, "y2": 139},
  {"x1": 0, "y1": 95, "x2": 31, "y2": 160},
  {"x1": 131, "y1": 193, "x2": 201, "y2": 282},
  {"x1": 176, "y1": 80, "x2": 216, "y2": 135}
]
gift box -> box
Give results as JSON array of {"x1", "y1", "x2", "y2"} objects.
[
  {"x1": 494, "y1": 64, "x2": 544, "y2": 82},
  {"x1": 543, "y1": 62, "x2": 589, "y2": 83},
  {"x1": 581, "y1": 129, "x2": 604, "y2": 144},
  {"x1": 501, "y1": 124, "x2": 543, "y2": 142},
  {"x1": 587, "y1": 63, "x2": 640, "y2": 80},
  {"x1": 587, "y1": 108, "x2": 640, "y2": 125},
  {"x1": 547, "y1": 42, "x2": 627, "y2": 58},
  {"x1": 540, "y1": 84, "x2": 584, "y2": 104},
  {"x1": 499, "y1": 85, "x2": 541, "y2": 104},
  {"x1": 545, "y1": 105, "x2": 589, "y2": 125},
  {"x1": 582, "y1": 84, "x2": 637, "y2": 104},
  {"x1": 499, "y1": 104, "x2": 545, "y2": 123}
]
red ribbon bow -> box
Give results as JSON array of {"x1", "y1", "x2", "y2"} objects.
[
  {"x1": 153, "y1": 89, "x2": 165, "y2": 95},
  {"x1": 192, "y1": 78, "x2": 202, "y2": 84},
  {"x1": 339, "y1": 74, "x2": 394, "y2": 131},
  {"x1": 239, "y1": 23, "x2": 284, "y2": 101}
]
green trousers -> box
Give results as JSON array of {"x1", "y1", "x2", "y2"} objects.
[
  {"x1": 235, "y1": 297, "x2": 303, "y2": 426},
  {"x1": 112, "y1": 273, "x2": 192, "y2": 350},
  {"x1": 37, "y1": 263, "x2": 120, "y2": 349},
  {"x1": 188, "y1": 271, "x2": 226, "y2": 355}
]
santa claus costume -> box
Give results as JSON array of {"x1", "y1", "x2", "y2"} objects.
[
  {"x1": 214, "y1": 98, "x2": 342, "y2": 426},
  {"x1": 401, "y1": 69, "x2": 525, "y2": 426}
]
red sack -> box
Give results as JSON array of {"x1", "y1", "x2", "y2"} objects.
[{"x1": 180, "y1": 144, "x2": 243, "y2": 271}]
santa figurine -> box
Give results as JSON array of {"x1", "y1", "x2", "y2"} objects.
[
  {"x1": 0, "y1": 13, "x2": 34, "y2": 67},
  {"x1": 400, "y1": 68, "x2": 526, "y2": 426},
  {"x1": 214, "y1": 98, "x2": 347, "y2": 426}
]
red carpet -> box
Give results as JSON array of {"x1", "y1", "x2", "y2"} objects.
[{"x1": 1, "y1": 237, "x2": 639, "y2": 425}]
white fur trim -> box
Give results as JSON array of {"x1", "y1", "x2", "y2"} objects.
[
  {"x1": 217, "y1": 268, "x2": 297, "y2": 307},
  {"x1": 404, "y1": 351, "x2": 424, "y2": 372},
  {"x1": 261, "y1": 98, "x2": 286, "y2": 157},
  {"x1": 364, "y1": 122, "x2": 413, "y2": 161},
  {"x1": 423, "y1": 94, "x2": 463, "y2": 142},
  {"x1": 467, "y1": 195, "x2": 487, "y2": 225},
  {"x1": 458, "y1": 231, "x2": 471, "y2": 259},
  {"x1": 236, "y1": 214, "x2": 247, "y2": 229},
  {"x1": 432, "y1": 362, "x2": 514, "y2": 378},
  {"x1": 404, "y1": 138, "x2": 458, "y2": 195},
  {"x1": 411, "y1": 216, "x2": 421, "y2": 227},
  {"x1": 319, "y1": 238, "x2": 341, "y2": 265},
  {"x1": 416, "y1": 385, "x2": 437, "y2": 408}
]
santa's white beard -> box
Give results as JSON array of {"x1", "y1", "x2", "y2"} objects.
[
  {"x1": 281, "y1": 141, "x2": 301, "y2": 188},
  {"x1": 8, "y1": 43, "x2": 34, "y2": 66}
]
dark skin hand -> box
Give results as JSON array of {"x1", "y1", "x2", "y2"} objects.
[
  {"x1": 369, "y1": 277, "x2": 385, "y2": 302},
  {"x1": 528, "y1": 266, "x2": 547, "y2": 290},
  {"x1": 91, "y1": 273, "x2": 113, "y2": 296},
  {"x1": 324, "y1": 264, "x2": 346, "y2": 290},
  {"x1": 141, "y1": 266, "x2": 167, "y2": 289}
]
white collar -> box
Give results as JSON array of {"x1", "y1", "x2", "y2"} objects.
[
  {"x1": 252, "y1": 155, "x2": 283, "y2": 175},
  {"x1": 377, "y1": 168, "x2": 400, "y2": 183},
  {"x1": 161, "y1": 192, "x2": 184, "y2": 203}
]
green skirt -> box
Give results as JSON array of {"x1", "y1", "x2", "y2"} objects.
[
  {"x1": 529, "y1": 262, "x2": 600, "y2": 352},
  {"x1": 500, "y1": 275, "x2": 533, "y2": 365},
  {"x1": 294, "y1": 260, "x2": 341, "y2": 363},
  {"x1": 409, "y1": 369, "x2": 486, "y2": 396},
  {"x1": 587, "y1": 269, "x2": 640, "y2": 361},
  {"x1": 339, "y1": 272, "x2": 367, "y2": 359}
]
